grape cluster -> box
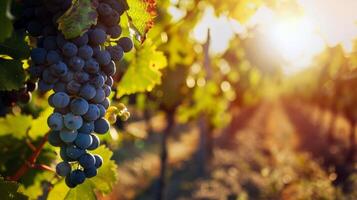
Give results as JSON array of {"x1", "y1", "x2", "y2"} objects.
[{"x1": 21, "y1": 0, "x2": 133, "y2": 187}]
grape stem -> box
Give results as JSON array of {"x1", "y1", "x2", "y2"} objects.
[{"x1": 7, "y1": 132, "x2": 54, "y2": 181}]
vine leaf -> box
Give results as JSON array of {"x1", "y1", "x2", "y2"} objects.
[
  {"x1": 48, "y1": 145, "x2": 118, "y2": 200},
  {"x1": 0, "y1": 0, "x2": 13, "y2": 42},
  {"x1": 0, "y1": 32, "x2": 30, "y2": 59},
  {"x1": 28, "y1": 107, "x2": 52, "y2": 139},
  {"x1": 0, "y1": 59, "x2": 26, "y2": 91},
  {"x1": 0, "y1": 114, "x2": 31, "y2": 138},
  {"x1": 0, "y1": 177, "x2": 28, "y2": 200},
  {"x1": 57, "y1": 0, "x2": 97, "y2": 39},
  {"x1": 126, "y1": 0, "x2": 156, "y2": 42},
  {"x1": 117, "y1": 40, "x2": 167, "y2": 98},
  {"x1": 0, "y1": 107, "x2": 52, "y2": 139}
]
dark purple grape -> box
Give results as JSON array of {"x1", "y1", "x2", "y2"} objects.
[
  {"x1": 74, "y1": 71, "x2": 90, "y2": 83},
  {"x1": 84, "y1": 59, "x2": 100, "y2": 74},
  {"x1": 72, "y1": 33, "x2": 89, "y2": 47},
  {"x1": 102, "y1": 60, "x2": 116, "y2": 76},
  {"x1": 31, "y1": 48, "x2": 47, "y2": 64},
  {"x1": 78, "y1": 45, "x2": 93, "y2": 60},
  {"x1": 89, "y1": 28, "x2": 106, "y2": 45},
  {"x1": 62, "y1": 42, "x2": 78, "y2": 57},
  {"x1": 97, "y1": 3, "x2": 112, "y2": 16},
  {"x1": 66, "y1": 80, "x2": 81, "y2": 95},
  {"x1": 106, "y1": 76, "x2": 113, "y2": 87},
  {"x1": 69, "y1": 56, "x2": 85, "y2": 71},
  {"x1": 101, "y1": 10, "x2": 120, "y2": 26},
  {"x1": 46, "y1": 50, "x2": 61, "y2": 64},
  {"x1": 118, "y1": 37, "x2": 133, "y2": 52},
  {"x1": 107, "y1": 45, "x2": 123, "y2": 61},
  {"x1": 95, "y1": 50, "x2": 111, "y2": 65},
  {"x1": 107, "y1": 26, "x2": 121, "y2": 38}
]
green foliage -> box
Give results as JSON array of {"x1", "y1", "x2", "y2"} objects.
[
  {"x1": 0, "y1": 33, "x2": 30, "y2": 60},
  {"x1": 0, "y1": 0, "x2": 13, "y2": 42},
  {"x1": 0, "y1": 22, "x2": 29, "y2": 92},
  {"x1": 117, "y1": 40, "x2": 167, "y2": 97},
  {"x1": 0, "y1": 107, "x2": 52, "y2": 139},
  {"x1": 178, "y1": 81, "x2": 230, "y2": 128},
  {"x1": 0, "y1": 59, "x2": 26, "y2": 91},
  {"x1": 48, "y1": 145, "x2": 118, "y2": 200},
  {"x1": 57, "y1": 0, "x2": 97, "y2": 39},
  {"x1": 0, "y1": 177, "x2": 28, "y2": 200}
]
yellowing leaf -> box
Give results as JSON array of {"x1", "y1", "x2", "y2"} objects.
[
  {"x1": 117, "y1": 40, "x2": 167, "y2": 97},
  {"x1": 127, "y1": 0, "x2": 155, "y2": 42},
  {"x1": 57, "y1": 0, "x2": 97, "y2": 39}
]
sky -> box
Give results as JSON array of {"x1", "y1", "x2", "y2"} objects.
[{"x1": 169, "y1": 0, "x2": 357, "y2": 75}]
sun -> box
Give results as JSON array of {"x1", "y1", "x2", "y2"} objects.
[{"x1": 267, "y1": 16, "x2": 325, "y2": 74}]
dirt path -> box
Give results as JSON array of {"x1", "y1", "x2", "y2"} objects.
[
  {"x1": 103, "y1": 102, "x2": 355, "y2": 200},
  {"x1": 171, "y1": 102, "x2": 337, "y2": 200}
]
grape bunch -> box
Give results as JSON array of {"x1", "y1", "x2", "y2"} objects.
[{"x1": 21, "y1": 0, "x2": 133, "y2": 188}]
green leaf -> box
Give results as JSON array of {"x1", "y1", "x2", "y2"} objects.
[
  {"x1": 0, "y1": 114, "x2": 32, "y2": 138},
  {"x1": 0, "y1": 59, "x2": 26, "y2": 91},
  {"x1": 126, "y1": 0, "x2": 155, "y2": 42},
  {"x1": 0, "y1": 107, "x2": 52, "y2": 139},
  {"x1": 0, "y1": 32, "x2": 30, "y2": 59},
  {"x1": 117, "y1": 40, "x2": 167, "y2": 97},
  {"x1": 65, "y1": 182, "x2": 96, "y2": 200},
  {"x1": 58, "y1": 0, "x2": 97, "y2": 39},
  {"x1": 0, "y1": 177, "x2": 28, "y2": 200},
  {"x1": 28, "y1": 107, "x2": 53, "y2": 139},
  {"x1": 48, "y1": 146, "x2": 118, "y2": 199},
  {"x1": 0, "y1": 0, "x2": 13, "y2": 42},
  {"x1": 46, "y1": 179, "x2": 70, "y2": 200}
]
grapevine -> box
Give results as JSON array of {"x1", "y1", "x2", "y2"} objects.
[{"x1": 18, "y1": 0, "x2": 132, "y2": 188}]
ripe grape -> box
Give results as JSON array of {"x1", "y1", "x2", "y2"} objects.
[
  {"x1": 63, "y1": 113, "x2": 83, "y2": 130},
  {"x1": 66, "y1": 145, "x2": 85, "y2": 159},
  {"x1": 94, "y1": 118, "x2": 110, "y2": 134},
  {"x1": 46, "y1": 50, "x2": 61, "y2": 64},
  {"x1": 83, "y1": 104, "x2": 100, "y2": 121},
  {"x1": 60, "y1": 129, "x2": 78, "y2": 143},
  {"x1": 87, "y1": 134, "x2": 100, "y2": 150},
  {"x1": 78, "y1": 45, "x2": 93, "y2": 60},
  {"x1": 78, "y1": 153, "x2": 96, "y2": 169},
  {"x1": 51, "y1": 92, "x2": 70, "y2": 108},
  {"x1": 89, "y1": 28, "x2": 106, "y2": 45},
  {"x1": 94, "y1": 155, "x2": 103, "y2": 168},
  {"x1": 118, "y1": 37, "x2": 134, "y2": 52},
  {"x1": 69, "y1": 56, "x2": 85, "y2": 71},
  {"x1": 62, "y1": 42, "x2": 78, "y2": 57},
  {"x1": 30, "y1": 48, "x2": 47, "y2": 64},
  {"x1": 56, "y1": 162, "x2": 71, "y2": 177},
  {"x1": 79, "y1": 84, "x2": 96, "y2": 100},
  {"x1": 72, "y1": 33, "x2": 88, "y2": 47},
  {"x1": 75, "y1": 133, "x2": 93, "y2": 149},
  {"x1": 47, "y1": 112, "x2": 64, "y2": 131},
  {"x1": 95, "y1": 50, "x2": 111, "y2": 65},
  {"x1": 48, "y1": 131, "x2": 62, "y2": 146},
  {"x1": 84, "y1": 167, "x2": 97, "y2": 178},
  {"x1": 78, "y1": 122, "x2": 95, "y2": 134},
  {"x1": 70, "y1": 98, "x2": 89, "y2": 115}
]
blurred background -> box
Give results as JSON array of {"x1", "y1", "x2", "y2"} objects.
[
  {"x1": 2, "y1": 0, "x2": 357, "y2": 199},
  {"x1": 103, "y1": 0, "x2": 357, "y2": 199}
]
